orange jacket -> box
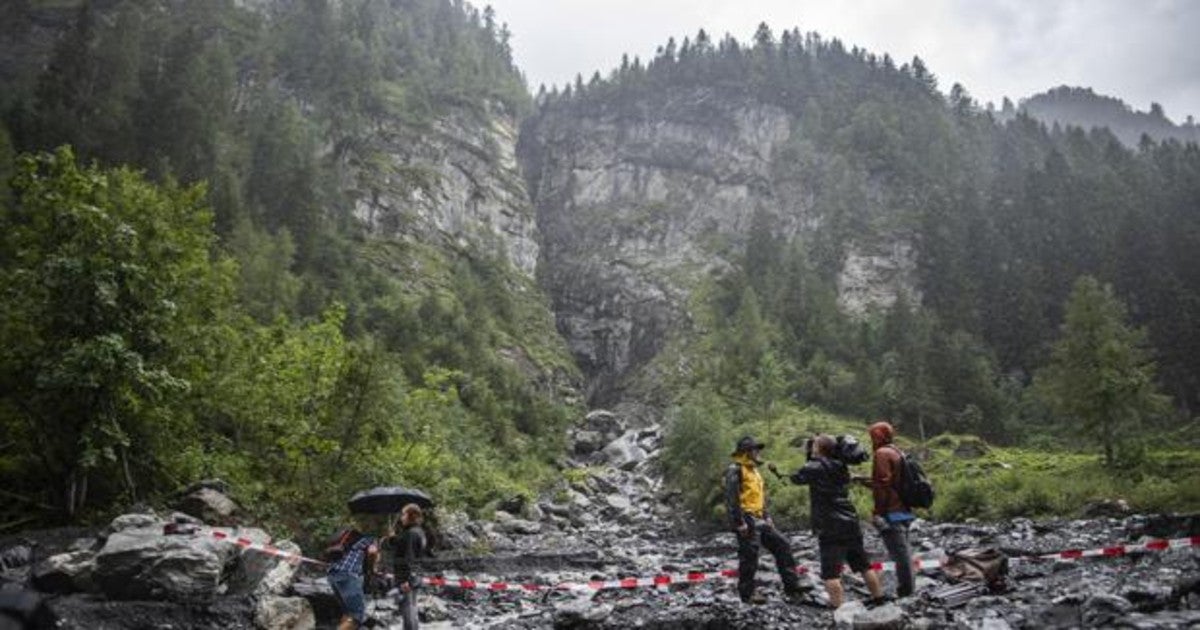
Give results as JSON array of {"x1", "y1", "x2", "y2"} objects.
[{"x1": 869, "y1": 422, "x2": 906, "y2": 516}]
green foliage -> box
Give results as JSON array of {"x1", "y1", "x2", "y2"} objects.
[
  {"x1": 0, "y1": 148, "x2": 230, "y2": 515},
  {"x1": 661, "y1": 390, "x2": 734, "y2": 521},
  {"x1": 1035, "y1": 276, "x2": 1171, "y2": 466}
]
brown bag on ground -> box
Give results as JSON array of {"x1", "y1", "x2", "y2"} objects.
[{"x1": 942, "y1": 547, "x2": 1008, "y2": 588}]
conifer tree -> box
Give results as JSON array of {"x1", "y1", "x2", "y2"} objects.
[{"x1": 1035, "y1": 276, "x2": 1169, "y2": 466}]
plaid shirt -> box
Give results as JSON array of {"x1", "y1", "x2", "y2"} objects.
[{"x1": 327, "y1": 534, "x2": 375, "y2": 576}]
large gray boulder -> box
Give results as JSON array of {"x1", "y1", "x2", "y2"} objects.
[
  {"x1": 93, "y1": 525, "x2": 234, "y2": 601},
  {"x1": 177, "y1": 487, "x2": 240, "y2": 526},
  {"x1": 229, "y1": 539, "x2": 303, "y2": 596},
  {"x1": 254, "y1": 595, "x2": 315, "y2": 630}
]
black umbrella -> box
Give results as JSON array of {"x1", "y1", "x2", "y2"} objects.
[{"x1": 347, "y1": 486, "x2": 435, "y2": 514}]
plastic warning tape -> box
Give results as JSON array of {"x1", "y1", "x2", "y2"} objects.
[
  {"x1": 1015, "y1": 535, "x2": 1200, "y2": 564},
  {"x1": 210, "y1": 529, "x2": 1199, "y2": 593},
  {"x1": 416, "y1": 536, "x2": 1200, "y2": 593},
  {"x1": 210, "y1": 530, "x2": 327, "y2": 566}
]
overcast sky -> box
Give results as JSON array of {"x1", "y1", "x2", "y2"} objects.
[{"x1": 484, "y1": 0, "x2": 1200, "y2": 123}]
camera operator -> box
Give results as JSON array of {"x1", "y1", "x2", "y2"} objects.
[{"x1": 789, "y1": 434, "x2": 885, "y2": 609}]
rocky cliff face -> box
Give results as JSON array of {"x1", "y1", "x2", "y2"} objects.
[
  {"x1": 520, "y1": 88, "x2": 919, "y2": 403},
  {"x1": 351, "y1": 102, "x2": 540, "y2": 277}
]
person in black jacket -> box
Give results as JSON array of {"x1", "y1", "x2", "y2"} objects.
[
  {"x1": 789, "y1": 434, "x2": 885, "y2": 608},
  {"x1": 387, "y1": 504, "x2": 427, "y2": 630},
  {"x1": 724, "y1": 435, "x2": 805, "y2": 604}
]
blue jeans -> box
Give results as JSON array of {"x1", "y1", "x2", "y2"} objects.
[{"x1": 328, "y1": 572, "x2": 366, "y2": 623}]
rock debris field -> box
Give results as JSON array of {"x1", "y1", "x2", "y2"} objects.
[{"x1": 2, "y1": 412, "x2": 1199, "y2": 629}]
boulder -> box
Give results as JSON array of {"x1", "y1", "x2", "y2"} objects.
[
  {"x1": 229, "y1": 540, "x2": 302, "y2": 596},
  {"x1": 1082, "y1": 594, "x2": 1133, "y2": 627},
  {"x1": 92, "y1": 525, "x2": 234, "y2": 601},
  {"x1": 571, "y1": 430, "x2": 605, "y2": 456},
  {"x1": 436, "y1": 511, "x2": 477, "y2": 550},
  {"x1": 495, "y1": 516, "x2": 542, "y2": 536},
  {"x1": 600, "y1": 432, "x2": 648, "y2": 470},
  {"x1": 109, "y1": 513, "x2": 161, "y2": 533},
  {"x1": 31, "y1": 551, "x2": 95, "y2": 594},
  {"x1": 834, "y1": 601, "x2": 905, "y2": 629},
  {"x1": 604, "y1": 495, "x2": 632, "y2": 512},
  {"x1": 583, "y1": 409, "x2": 625, "y2": 440},
  {"x1": 177, "y1": 487, "x2": 240, "y2": 526},
  {"x1": 290, "y1": 577, "x2": 340, "y2": 624},
  {"x1": 254, "y1": 595, "x2": 315, "y2": 630}
]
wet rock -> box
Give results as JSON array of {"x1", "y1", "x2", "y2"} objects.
[
  {"x1": 583, "y1": 410, "x2": 625, "y2": 440},
  {"x1": 437, "y1": 511, "x2": 477, "y2": 550},
  {"x1": 604, "y1": 495, "x2": 632, "y2": 512},
  {"x1": 43, "y1": 593, "x2": 253, "y2": 628},
  {"x1": 553, "y1": 595, "x2": 613, "y2": 628},
  {"x1": 31, "y1": 551, "x2": 95, "y2": 594},
  {"x1": 600, "y1": 432, "x2": 648, "y2": 471},
  {"x1": 254, "y1": 595, "x2": 314, "y2": 630},
  {"x1": 833, "y1": 601, "x2": 904, "y2": 629},
  {"x1": 92, "y1": 525, "x2": 234, "y2": 601},
  {"x1": 572, "y1": 430, "x2": 605, "y2": 456},
  {"x1": 494, "y1": 514, "x2": 543, "y2": 536},
  {"x1": 229, "y1": 540, "x2": 302, "y2": 596},
  {"x1": 177, "y1": 487, "x2": 240, "y2": 526},
  {"x1": 110, "y1": 513, "x2": 161, "y2": 533},
  {"x1": 420, "y1": 594, "x2": 452, "y2": 622},
  {"x1": 499, "y1": 495, "x2": 529, "y2": 516},
  {"x1": 290, "y1": 577, "x2": 340, "y2": 623},
  {"x1": 1081, "y1": 593, "x2": 1132, "y2": 627}
]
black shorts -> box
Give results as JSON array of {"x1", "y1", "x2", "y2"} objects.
[{"x1": 818, "y1": 537, "x2": 870, "y2": 580}]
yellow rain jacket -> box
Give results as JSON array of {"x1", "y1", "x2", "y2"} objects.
[{"x1": 725, "y1": 453, "x2": 766, "y2": 527}]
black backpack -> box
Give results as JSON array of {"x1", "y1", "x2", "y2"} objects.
[
  {"x1": 324, "y1": 528, "x2": 363, "y2": 563},
  {"x1": 892, "y1": 446, "x2": 935, "y2": 509}
]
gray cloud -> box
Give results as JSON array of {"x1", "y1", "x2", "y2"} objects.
[{"x1": 486, "y1": 0, "x2": 1200, "y2": 121}]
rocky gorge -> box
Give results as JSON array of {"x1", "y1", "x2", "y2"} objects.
[{"x1": 3, "y1": 411, "x2": 1198, "y2": 629}]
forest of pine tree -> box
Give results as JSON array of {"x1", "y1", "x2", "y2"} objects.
[
  {"x1": 1, "y1": 4, "x2": 1198, "y2": 529},
  {"x1": 533, "y1": 24, "x2": 1200, "y2": 445}
]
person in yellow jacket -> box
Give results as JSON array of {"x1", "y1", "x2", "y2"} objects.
[{"x1": 724, "y1": 435, "x2": 804, "y2": 604}]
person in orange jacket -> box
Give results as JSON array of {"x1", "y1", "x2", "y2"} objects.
[{"x1": 863, "y1": 421, "x2": 916, "y2": 598}]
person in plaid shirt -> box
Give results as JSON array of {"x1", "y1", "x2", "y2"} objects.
[{"x1": 327, "y1": 519, "x2": 380, "y2": 630}]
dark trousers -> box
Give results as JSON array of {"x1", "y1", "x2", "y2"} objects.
[
  {"x1": 736, "y1": 519, "x2": 800, "y2": 601},
  {"x1": 397, "y1": 590, "x2": 419, "y2": 630},
  {"x1": 881, "y1": 522, "x2": 914, "y2": 597}
]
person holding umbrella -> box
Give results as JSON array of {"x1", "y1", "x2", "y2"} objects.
[
  {"x1": 325, "y1": 515, "x2": 381, "y2": 630},
  {"x1": 343, "y1": 486, "x2": 436, "y2": 629},
  {"x1": 385, "y1": 503, "x2": 427, "y2": 630}
]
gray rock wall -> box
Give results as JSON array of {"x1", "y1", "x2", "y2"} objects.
[
  {"x1": 521, "y1": 89, "x2": 919, "y2": 403},
  {"x1": 351, "y1": 102, "x2": 539, "y2": 277}
]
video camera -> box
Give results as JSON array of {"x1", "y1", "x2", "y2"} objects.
[{"x1": 804, "y1": 434, "x2": 870, "y2": 465}]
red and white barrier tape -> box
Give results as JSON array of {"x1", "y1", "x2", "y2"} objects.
[
  {"x1": 209, "y1": 530, "x2": 1200, "y2": 594},
  {"x1": 210, "y1": 530, "x2": 327, "y2": 566}
]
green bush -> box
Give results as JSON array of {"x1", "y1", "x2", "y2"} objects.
[{"x1": 936, "y1": 480, "x2": 989, "y2": 521}]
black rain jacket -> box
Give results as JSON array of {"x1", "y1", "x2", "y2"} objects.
[{"x1": 790, "y1": 456, "x2": 863, "y2": 541}]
